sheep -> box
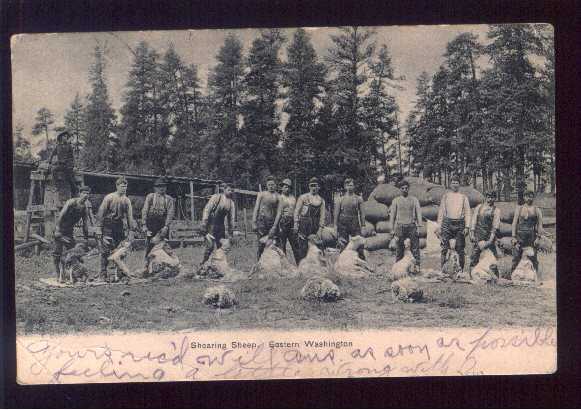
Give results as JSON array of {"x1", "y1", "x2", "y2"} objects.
[
  {"x1": 147, "y1": 240, "x2": 181, "y2": 279},
  {"x1": 251, "y1": 238, "x2": 298, "y2": 279},
  {"x1": 197, "y1": 239, "x2": 246, "y2": 282},
  {"x1": 62, "y1": 242, "x2": 90, "y2": 284},
  {"x1": 300, "y1": 276, "x2": 341, "y2": 302},
  {"x1": 471, "y1": 241, "x2": 499, "y2": 284},
  {"x1": 334, "y1": 236, "x2": 373, "y2": 279},
  {"x1": 387, "y1": 238, "x2": 416, "y2": 282},
  {"x1": 108, "y1": 240, "x2": 135, "y2": 282},
  {"x1": 511, "y1": 247, "x2": 537, "y2": 283},
  {"x1": 442, "y1": 238, "x2": 463, "y2": 280},
  {"x1": 203, "y1": 285, "x2": 238, "y2": 308},
  {"x1": 391, "y1": 277, "x2": 424, "y2": 303},
  {"x1": 298, "y1": 235, "x2": 329, "y2": 277}
]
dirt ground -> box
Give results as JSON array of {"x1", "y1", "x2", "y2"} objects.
[{"x1": 14, "y1": 237, "x2": 556, "y2": 335}]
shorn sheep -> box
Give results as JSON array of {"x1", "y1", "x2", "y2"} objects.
[
  {"x1": 511, "y1": 247, "x2": 537, "y2": 283},
  {"x1": 251, "y1": 238, "x2": 298, "y2": 279},
  {"x1": 147, "y1": 240, "x2": 181, "y2": 279},
  {"x1": 301, "y1": 276, "x2": 341, "y2": 302},
  {"x1": 298, "y1": 235, "x2": 328, "y2": 277},
  {"x1": 334, "y1": 236, "x2": 373, "y2": 279},
  {"x1": 391, "y1": 277, "x2": 424, "y2": 303},
  {"x1": 197, "y1": 238, "x2": 246, "y2": 281},
  {"x1": 471, "y1": 241, "x2": 499, "y2": 283},
  {"x1": 387, "y1": 238, "x2": 416, "y2": 281},
  {"x1": 203, "y1": 285, "x2": 238, "y2": 308}
]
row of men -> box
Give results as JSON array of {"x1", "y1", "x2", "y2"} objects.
[{"x1": 51, "y1": 174, "x2": 545, "y2": 281}]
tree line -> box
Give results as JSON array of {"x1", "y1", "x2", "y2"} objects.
[
  {"x1": 405, "y1": 24, "x2": 555, "y2": 201},
  {"x1": 15, "y1": 24, "x2": 554, "y2": 202}
]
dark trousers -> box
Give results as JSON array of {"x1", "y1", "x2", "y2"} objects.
[
  {"x1": 395, "y1": 224, "x2": 420, "y2": 266},
  {"x1": 277, "y1": 216, "x2": 300, "y2": 264},
  {"x1": 295, "y1": 216, "x2": 318, "y2": 264},
  {"x1": 100, "y1": 222, "x2": 125, "y2": 274},
  {"x1": 470, "y1": 232, "x2": 498, "y2": 267},
  {"x1": 440, "y1": 218, "x2": 466, "y2": 269},
  {"x1": 338, "y1": 216, "x2": 365, "y2": 260},
  {"x1": 512, "y1": 230, "x2": 539, "y2": 272},
  {"x1": 53, "y1": 166, "x2": 78, "y2": 198},
  {"x1": 53, "y1": 232, "x2": 75, "y2": 275},
  {"x1": 144, "y1": 217, "x2": 167, "y2": 259},
  {"x1": 256, "y1": 216, "x2": 275, "y2": 261},
  {"x1": 201, "y1": 223, "x2": 226, "y2": 265}
]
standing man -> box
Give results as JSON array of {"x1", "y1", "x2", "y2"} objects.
[
  {"x1": 389, "y1": 179, "x2": 423, "y2": 271},
  {"x1": 334, "y1": 178, "x2": 365, "y2": 259},
  {"x1": 511, "y1": 190, "x2": 544, "y2": 276},
  {"x1": 200, "y1": 182, "x2": 236, "y2": 266},
  {"x1": 272, "y1": 178, "x2": 298, "y2": 260},
  {"x1": 52, "y1": 185, "x2": 92, "y2": 282},
  {"x1": 49, "y1": 131, "x2": 78, "y2": 198},
  {"x1": 436, "y1": 176, "x2": 471, "y2": 271},
  {"x1": 252, "y1": 176, "x2": 279, "y2": 260},
  {"x1": 469, "y1": 190, "x2": 501, "y2": 276},
  {"x1": 141, "y1": 177, "x2": 175, "y2": 269},
  {"x1": 293, "y1": 177, "x2": 326, "y2": 264},
  {"x1": 95, "y1": 176, "x2": 137, "y2": 281}
]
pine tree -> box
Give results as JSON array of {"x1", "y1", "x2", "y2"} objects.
[
  {"x1": 206, "y1": 34, "x2": 247, "y2": 183},
  {"x1": 64, "y1": 93, "x2": 86, "y2": 160},
  {"x1": 241, "y1": 29, "x2": 286, "y2": 185},
  {"x1": 82, "y1": 44, "x2": 116, "y2": 171},
  {"x1": 281, "y1": 28, "x2": 327, "y2": 189},
  {"x1": 31, "y1": 107, "x2": 55, "y2": 153},
  {"x1": 326, "y1": 26, "x2": 376, "y2": 190},
  {"x1": 119, "y1": 41, "x2": 165, "y2": 174}
]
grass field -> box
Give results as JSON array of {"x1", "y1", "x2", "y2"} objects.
[{"x1": 15, "y1": 237, "x2": 556, "y2": 335}]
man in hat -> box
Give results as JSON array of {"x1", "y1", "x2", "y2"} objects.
[
  {"x1": 95, "y1": 176, "x2": 137, "y2": 281},
  {"x1": 48, "y1": 130, "x2": 77, "y2": 197},
  {"x1": 293, "y1": 177, "x2": 326, "y2": 264},
  {"x1": 252, "y1": 176, "x2": 280, "y2": 260},
  {"x1": 389, "y1": 179, "x2": 423, "y2": 271},
  {"x1": 200, "y1": 182, "x2": 236, "y2": 266},
  {"x1": 141, "y1": 177, "x2": 175, "y2": 267},
  {"x1": 105, "y1": 132, "x2": 120, "y2": 172},
  {"x1": 469, "y1": 190, "x2": 501, "y2": 276},
  {"x1": 436, "y1": 176, "x2": 471, "y2": 271},
  {"x1": 334, "y1": 178, "x2": 366, "y2": 259},
  {"x1": 511, "y1": 190, "x2": 544, "y2": 275},
  {"x1": 272, "y1": 178, "x2": 299, "y2": 260},
  {"x1": 52, "y1": 185, "x2": 93, "y2": 282}
]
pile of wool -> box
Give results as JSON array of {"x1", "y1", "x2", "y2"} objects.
[
  {"x1": 361, "y1": 222, "x2": 376, "y2": 238},
  {"x1": 361, "y1": 200, "x2": 390, "y2": 224},
  {"x1": 391, "y1": 277, "x2": 424, "y2": 303},
  {"x1": 298, "y1": 236, "x2": 329, "y2": 277},
  {"x1": 386, "y1": 238, "x2": 416, "y2": 281},
  {"x1": 197, "y1": 239, "x2": 246, "y2": 281},
  {"x1": 334, "y1": 236, "x2": 373, "y2": 278},
  {"x1": 147, "y1": 241, "x2": 181, "y2": 279},
  {"x1": 471, "y1": 245, "x2": 499, "y2": 283},
  {"x1": 511, "y1": 247, "x2": 537, "y2": 283},
  {"x1": 319, "y1": 227, "x2": 338, "y2": 248},
  {"x1": 497, "y1": 236, "x2": 515, "y2": 254},
  {"x1": 420, "y1": 204, "x2": 439, "y2": 221},
  {"x1": 364, "y1": 234, "x2": 392, "y2": 251},
  {"x1": 535, "y1": 235, "x2": 554, "y2": 253},
  {"x1": 458, "y1": 186, "x2": 485, "y2": 208},
  {"x1": 63, "y1": 243, "x2": 91, "y2": 283},
  {"x1": 203, "y1": 285, "x2": 238, "y2": 308},
  {"x1": 300, "y1": 276, "x2": 341, "y2": 302},
  {"x1": 252, "y1": 243, "x2": 298, "y2": 279}
]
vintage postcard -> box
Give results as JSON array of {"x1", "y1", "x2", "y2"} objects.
[{"x1": 12, "y1": 24, "x2": 556, "y2": 384}]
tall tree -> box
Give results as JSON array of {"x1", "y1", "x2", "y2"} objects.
[
  {"x1": 482, "y1": 24, "x2": 545, "y2": 202},
  {"x1": 64, "y1": 93, "x2": 86, "y2": 158},
  {"x1": 31, "y1": 107, "x2": 55, "y2": 152},
  {"x1": 326, "y1": 26, "x2": 376, "y2": 190},
  {"x1": 206, "y1": 34, "x2": 247, "y2": 183},
  {"x1": 241, "y1": 28, "x2": 286, "y2": 185},
  {"x1": 82, "y1": 44, "x2": 117, "y2": 170},
  {"x1": 119, "y1": 41, "x2": 165, "y2": 174},
  {"x1": 281, "y1": 28, "x2": 327, "y2": 189}
]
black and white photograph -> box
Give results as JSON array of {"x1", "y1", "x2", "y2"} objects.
[{"x1": 11, "y1": 24, "x2": 557, "y2": 383}]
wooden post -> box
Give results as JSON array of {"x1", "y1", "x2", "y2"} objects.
[
  {"x1": 189, "y1": 181, "x2": 195, "y2": 223},
  {"x1": 24, "y1": 180, "x2": 36, "y2": 242}
]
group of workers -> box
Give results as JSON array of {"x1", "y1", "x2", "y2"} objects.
[{"x1": 51, "y1": 167, "x2": 545, "y2": 283}]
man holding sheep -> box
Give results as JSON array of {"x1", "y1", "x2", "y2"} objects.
[{"x1": 388, "y1": 179, "x2": 423, "y2": 272}]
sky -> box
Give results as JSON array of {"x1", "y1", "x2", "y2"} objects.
[{"x1": 11, "y1": 24, "x2": 493, "y2": 153}]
